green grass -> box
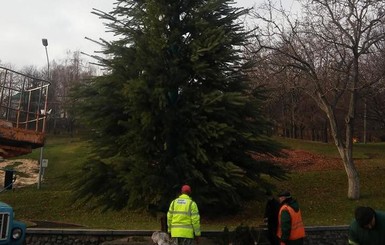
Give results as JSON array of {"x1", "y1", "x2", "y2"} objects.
[
  {"x1": 278, "y1": 137, "x2": 385, "y2": 159},
  {"x1": 277, "y1": 137, "x2": 340, "y2": 157},
  {"x1": 2, "y1": 136, "x2": 385, "y2": 230}
]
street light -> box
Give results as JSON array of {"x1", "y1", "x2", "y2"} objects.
[
  {"x1": 42, "y1": 39, "x2": 50, "y2": 75},
  {"x1": 38, "y1": 38, "x2": 50, "y2": 189}
]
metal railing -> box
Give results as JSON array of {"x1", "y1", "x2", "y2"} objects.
[{"x1": 0, "y1": 66, "x2": 50, "y2": 133}]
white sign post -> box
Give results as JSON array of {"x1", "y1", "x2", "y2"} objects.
[
  {"x1": 42, "y1": 159, "x2": 48, "y2": 168},
  {"x1": 37, "y1": 158, "x2": 48, "y2": 189}
]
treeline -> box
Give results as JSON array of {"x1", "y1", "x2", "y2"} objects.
[{"x1": 250, "y1": 68, "x2": 385, "y2": 143}]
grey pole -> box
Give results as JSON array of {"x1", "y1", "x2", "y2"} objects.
[{"x1": 38, "y1": 38, "x2": 49, "y2": 189}]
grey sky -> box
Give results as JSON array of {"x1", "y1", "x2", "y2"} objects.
[{"x1": 0, "y1": 0, "x2": 263, "y2": 70}]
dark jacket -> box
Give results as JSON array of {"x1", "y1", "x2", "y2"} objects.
[
  {"x1": 349, "y1": 211, "x2": 385, "y2": 245},
  {"x1": 264, "y1": 197, "x2": 280, "y2": 245}
]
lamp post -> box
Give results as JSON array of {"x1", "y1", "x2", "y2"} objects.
[
  {"x1": 38, "y1": 38, "x2": 50, "y2": 189},
  {"x1": 42, "y1": 39, "x2": 50, "y2": 73}
]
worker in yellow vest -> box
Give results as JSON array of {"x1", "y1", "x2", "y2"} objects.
[
  {"x1": 276, "y1": 191, "x2": 305, "y2": 245},
  {"x1": 167, "y1": 185, "x2": 201, "y2": 245}
]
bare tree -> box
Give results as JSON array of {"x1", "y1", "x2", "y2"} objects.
[
  {"x1": 48, "y1": 51, "x2": 96, "y2": 134},
  {"x1": 251, "y1": 0, "x2": 385, "y2": 199}
]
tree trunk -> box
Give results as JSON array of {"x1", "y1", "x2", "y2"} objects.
[
  {"x1": 338, "y1": 146, "x2": 360, "y2": 199},
  {"x1": 325, "y1": 106, "x2": 360, "y2": 199},
  {"x1": 342, "y1": 53, "x2": 360, "y2": 199}
]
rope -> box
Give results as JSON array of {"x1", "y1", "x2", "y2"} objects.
[{"x1": 0, "y1": 176, "x2": 16, "y2": 193}]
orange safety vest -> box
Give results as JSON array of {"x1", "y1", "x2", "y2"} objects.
[{"x1": 277, "y1": 204, "x2": 305, "y2": 241}]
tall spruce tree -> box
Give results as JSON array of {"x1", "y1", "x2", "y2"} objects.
[{"x1": 72, "y1": 0, "x2": 286, "y2": 214}]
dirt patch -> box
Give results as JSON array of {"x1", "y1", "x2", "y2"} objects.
[
  {"x1": 253, "y1": 149, "x2": 343, "y2": 172},
  {"x1": 272, "y1": 149, "x2": 343, "y2": 172},
  {"x1": 0, "y1": 159, "x2": 39, "y2": 188}
]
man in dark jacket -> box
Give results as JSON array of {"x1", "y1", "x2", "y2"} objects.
[
  {"x1": 348, "y1": 206, "x2": 385, "y2": 245},
  {"x1": 264, "y1": 190, "x2": 280, "y2": 245},
  {"x1": 276, "y1": 191, "x2": 305, "y2": 245}
]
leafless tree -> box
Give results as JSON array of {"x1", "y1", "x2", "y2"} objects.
[
  {"x1": 48, "y1": 51, "x2": 96, "y2": 134},
  {"x1": 251, "y1": 0, "x2": 385, "y2": 199}
]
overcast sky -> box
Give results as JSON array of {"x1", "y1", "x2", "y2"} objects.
[{"x1": 0, "y1": 0, "x2": 270, "y2": 70}]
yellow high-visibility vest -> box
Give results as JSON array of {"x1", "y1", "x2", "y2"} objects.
[{"x1": 167, "y1": 194, "x2": 201, "y2": 238}]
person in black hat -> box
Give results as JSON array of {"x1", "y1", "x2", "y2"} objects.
[
  {"x1": 263, "y1": 190, "x2": 280, "y2": 245},
  {"x1": 276, "y1": 191, "x2": 305, "y2": 245},
  {"x1": 348, "y1": 206, "x2": 385, "y2": 244}
]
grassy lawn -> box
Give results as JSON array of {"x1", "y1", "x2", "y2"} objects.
[{"x1": 1, "y1": 135, "x2": 385, "y2": 230}]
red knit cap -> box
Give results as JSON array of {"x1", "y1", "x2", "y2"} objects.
[{"x1": 181, "y1": 185, "x2": 191, "y2": 194}]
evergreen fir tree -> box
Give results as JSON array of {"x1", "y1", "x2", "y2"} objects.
[{"x1": 72, "y1": 0, "x2": 286, "y2": 214}]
